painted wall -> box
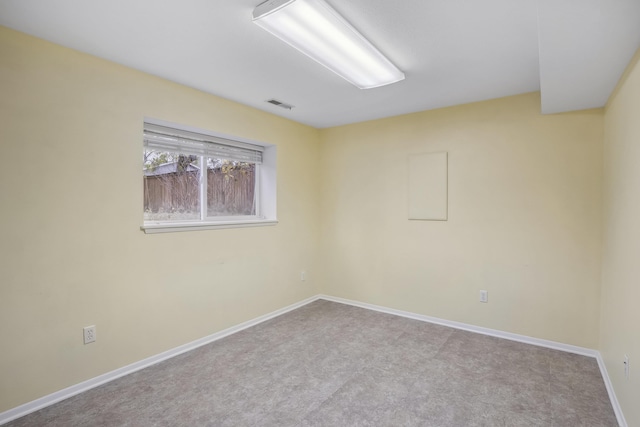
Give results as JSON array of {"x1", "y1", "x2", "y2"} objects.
[
  {"x1": 601, "y1": 48, "x2": 640, "y2": 426},
  {"x1": 0, "y1": 27, "x2": 321, "y2": 412},
  {"x1": 3, "y1": 22, "x2": 634, "y2": 422},
  {"x1": 319, "y1": 93, "x2": 604, "y2": 349}
]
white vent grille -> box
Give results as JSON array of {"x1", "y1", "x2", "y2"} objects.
[{"x1": 266, "y1": 99, "x2": 294, "y2": 110}]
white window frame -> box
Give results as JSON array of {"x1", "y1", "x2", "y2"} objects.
[{"x1": 141, "y1": 119, "x2": 277, "y2": 234}]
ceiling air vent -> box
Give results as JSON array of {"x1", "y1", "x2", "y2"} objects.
[{"x1": 266, "y1": 99, "x2": 294, "y2": 110}]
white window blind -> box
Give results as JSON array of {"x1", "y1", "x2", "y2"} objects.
[{"x1": 143, "y1": 123, "x2": 263, "y2": 164}]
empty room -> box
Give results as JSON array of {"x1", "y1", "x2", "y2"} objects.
[{"x1": 0, "y1": 0, "x2": 639, "y2": 426}]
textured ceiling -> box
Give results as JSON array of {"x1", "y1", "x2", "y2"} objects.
[{"x1": 0, "y1": 0, "x2": 638, "y2": 128}]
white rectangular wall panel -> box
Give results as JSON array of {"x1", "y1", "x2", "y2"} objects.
[{"x1": 408, "y1": 152, "x2": 448, "y2": 220}]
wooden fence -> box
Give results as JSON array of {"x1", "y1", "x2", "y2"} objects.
[{"x1": 144, "y1": 167, "x2": 255, "y2": 217}]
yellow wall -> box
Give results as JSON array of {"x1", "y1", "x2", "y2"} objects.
[
  {"x1": 0, "y1": 27, "x2": 321, "y2": 412},
  {"x1": 601, "y1": 48, "x2": 640, "y2": 426},
  {"x1": 3, "y1": 23, "x2": 634, "y2": 421},
  {"x1": 319, "y1": 93, "x2": 604, "y2": 349}
]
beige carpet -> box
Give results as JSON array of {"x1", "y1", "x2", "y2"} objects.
[{"x1": 6, "y1": 300, "x2": 617, "y2": 426}]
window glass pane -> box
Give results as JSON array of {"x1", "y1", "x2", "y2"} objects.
[
  {"x1": 143, "y1": 150, "x2": 201, "y2": 221},
  {"x1": 207, "y1": 159, "x2": 256, "y2": 217}
]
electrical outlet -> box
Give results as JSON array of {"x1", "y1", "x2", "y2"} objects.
[
  {"x1": 83, "y1": 325, "x2": 96, "y2": 344},
  {"x1": 300, "y1": 271, "x2": 306, "y2": 281},
  {"x1": 480, "y1": 290, "x2": 488, "y2": 303},
  {"x1": 624, "y1": 355, "x2": 629, "y2": 380}
]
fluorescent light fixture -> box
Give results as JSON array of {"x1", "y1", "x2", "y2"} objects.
[{"x1": 252, "y1": 0, "x2": 405, "y2": 89}]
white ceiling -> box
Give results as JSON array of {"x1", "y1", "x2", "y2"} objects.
[
  {"x1": 0, "y1": 0, "x2": 638, "y2": 128},
  {"x1": 538, "y1": 0, "x2": 640, "y2": 114}
]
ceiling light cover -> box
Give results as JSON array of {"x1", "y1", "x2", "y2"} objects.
[{"x1": 252, "y1": 0, "x2": 405, "y2": 89}]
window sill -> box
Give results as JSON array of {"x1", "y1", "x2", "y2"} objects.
[{"x1": 141, "y1": 219, "x2": 278, "y2": 234}]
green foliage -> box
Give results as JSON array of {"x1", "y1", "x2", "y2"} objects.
[
  {"x1": 143, "y1": 151, "x2": 254, "y2": 180},
  {"x1": 219, "y1": 161, "x2": 254, "y2": 181},
  {"x1": 143, "y1": 151, "x2": 175, "y2": 171}
]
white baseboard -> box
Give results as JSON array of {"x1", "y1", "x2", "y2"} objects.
[
  {"x1": 596, "y1": 353, "x2": 628, "y2": 427},
  {"x1": 2, "y1": 293, "x2": 627, "y2": 427},
  {"x1": 317, "y1": 294, "x2": 597, "y2": 356},
  {"x1": 0, "y1": 295, "x2": 319, "y2": 426},
  {"x1": 316, "y1": 294, "x2": 626, "y2": 427}
]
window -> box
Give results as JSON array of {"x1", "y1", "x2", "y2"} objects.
[{"x1": 141, "y1": 121, "x2": 277, "y2": 233}]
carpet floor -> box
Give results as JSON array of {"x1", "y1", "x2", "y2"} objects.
[{"x1": 6, "y1": 300, "x2": 618, "y2": 426}]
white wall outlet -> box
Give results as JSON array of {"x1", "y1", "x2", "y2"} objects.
[
  {"x1": 480, "y1": 290, "x2": 488, "y2": 303},
  {"x1": 624, "y1": 355, "x2": 629, "y2": 380},
  {"x1": 83, "y1": 325, "x2": 96, "y2": 344},
  {"x1": 300, "y1": 271, "x2": 306, "y2": 281}
]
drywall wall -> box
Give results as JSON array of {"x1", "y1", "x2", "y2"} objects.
[
  {"x1": 0, "y1": 26, "x2": 321, "y2": 412},
  {"x1": 601, "y1": 47, "x2": 640, "y2": 426},
  {"x1": 319, "y1": 92, "x2": 604, "y2": 349}
]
